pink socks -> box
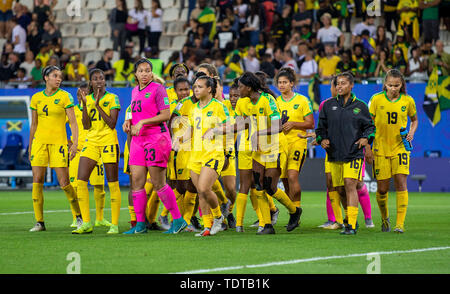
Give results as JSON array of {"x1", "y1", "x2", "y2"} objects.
[
  {"x1": 326, "y1": 189, "x2": 336, "y2": 222},
  {"x1": 358, "y1": 183, "x2": 372, "y2": 219},
  {"x1": 132, "y1": 189, "x2": 148, "y2": 223},
  {"x1": 157, "y1": 184, "x2": 182, "y2": 220}
]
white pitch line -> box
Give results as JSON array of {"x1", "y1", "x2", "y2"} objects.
[
  {"x1": 0, "y1": 207, "x2": 128, "y2": 216},
  {"x1": 172, "y1": 246, "x2": 450, "y2": 274}
]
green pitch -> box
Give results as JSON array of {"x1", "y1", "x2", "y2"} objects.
[{"x1": 0, "y1": 189, "x2": 449, "y2": 274}]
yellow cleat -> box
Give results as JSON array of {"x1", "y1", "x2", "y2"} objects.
[
  {"x1": 95, "y1": 219, "x2": 112, "y2": 227},
  {"x1": 107, "y1": 225, "x2": 119, "y2": 234},
  {"x1": 72, "y1": 222, "x2": 93, "y2": 234}
]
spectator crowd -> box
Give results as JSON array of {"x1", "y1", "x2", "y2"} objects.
[{"x1": 0, "y1": 0, "x2": 449, "y2": 88}]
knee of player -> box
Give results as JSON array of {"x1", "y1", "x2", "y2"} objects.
[
  {"x1": 263, "y1": 176, "x2": 276, "y2": 196},
  {"x1": 376, "y1": 185, "x2": 389, "y2": 195}
]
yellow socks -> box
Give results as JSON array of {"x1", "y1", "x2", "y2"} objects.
[
  {"x1": 293, "y1": 201, "x2": 301, "y2": 208},
  {"x1": 212, "y1": 179, "x2": 227, "y2": 204},
  {"x1": 271, "y1": 189, "x2": 296, "y2": 214},
  {"x1": 347, "y1": 206, "x2": 358, "y2": 230},
  {"x1": 75, "y1": 180, "x2": 90, "y2": 223},
  {"x1": 32, "y1": 183, "x2": 44, "y2": 222},
  {"x1": 183, "y1": 191, "x2": 197, "y2": 224},
  {"x1": 144, "y1": 180, "x2": 154, "y2": 195},
  {"x1": 255, "y1": 190, "x2": 270, "y2": 226},
  {"x1": 210, "y1": 205, "x2": 222, "y2": 219},
  {"x1": 128, "y1": 205, "x2": 136, "y2": 222},
  {"x1": 108, "y1": 181, "x2": 121, "y2": 226},
  {"x1": 235, "y1": 192, "x2": 248, "y2": 227},
  {"x1": 268, "y1": 195, "x2": 277, "y2": 212},
  {"x1": 93, "y1": 185, "x2": 105, "y2": 222},
  {"x1": 250, "y1": 188, "x2": 263, "y2": 224},
  {"x1": 329, "y1": 190, "x2": 343, "y2": 224},
  {"x1": 62, "y1": 183, "x2": 81, "y2": 219},
  {"x1": 376, "y1": 192, "x2": 389, "y2": 220},
  {"x1": 202, "y1": 214, "x2": 213, "y2": 229},
  {"x1": 174, "y1": 189, "x2": 184, "y2": 217},
  {"x1": 160, "y1": 207, "x2": 169, "y2": 217},
  {"x1": 396, "y1": 190, "x2": 408, "y2": 229},
  {"x1": 146, "y1": 191, "x2": 159, "y2": 223}
]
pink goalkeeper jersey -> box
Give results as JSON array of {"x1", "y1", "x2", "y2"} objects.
[{"x1": 130, "y1": 81, "x2": 170, "y2": 136}]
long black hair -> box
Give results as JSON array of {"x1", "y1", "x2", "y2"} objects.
[
  {"x1": 87, "y1": 68, "x2": 105, "y2": 95},
  {"x1": 239, "y1": 71, "x2": 274, "y2": 97},
  {"x1": 42, "y1": 65, "x2": 61, "y2": 81},
  {"x1": 133, "y1": 58, "x2": 153, "y2": 86}
]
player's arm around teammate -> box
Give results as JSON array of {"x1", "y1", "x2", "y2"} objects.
[
  {"x1": 369, "y1": 69, "x2": 418, "y2": 233},
  {"x1": 236, "y1": 72, "x2": 302, "y2": 234},
  {"x1": 189, "y1": 76, "x2": 230, "y2": 236},
  {"x1": 29, "y1": 66, "x2": 82, "y2": 232},
  {"x1": 72, "y1": 69, "x2": 122, "y2": 234}
]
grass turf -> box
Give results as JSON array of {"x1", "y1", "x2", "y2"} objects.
[{"x1": 0, "y1": 189, "x2": 449, "y2": 274}]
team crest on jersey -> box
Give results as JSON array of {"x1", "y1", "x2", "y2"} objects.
[
  {"x1": 54, "y1": 99, "x2": 60, "y2": 104},
  {"x1": 353, "y1": 107, "x2": 361, "y2": 115},
  {"x1": 81, "y1": 147, "x2": 87, "y2": 152},
  {"x1": 259, "y1": 108, "x2": 264, "y2": 114},
  {"x1": 70, "y1": 177, "x2": 75, "y2": 183},
  {"x1": 145, "y1": 93, "x2": 151, "y2": 98},
  {"x1": 103, "y1": 101, "x2": 110, "y2": 107},
  {"x1": 207, "y1": 111, "x2": 213, "y2": 117},
  {"x1": 401, "y1": 106, "x2": 406, "y2": 112},
  {"x1": 375, "y1": 169, "x2": 380, "y2": 176},
  {"x1": 164, "y1": 97, "x2": 169, "y2": 105},
  {"x1": 30, "y1": 155, "x2": 34, "y2": 161},
  {"x1": 178, "y1": 169, "x2": 183, "y2": 174},
  {"x1": 293, "y1": 104, "x2": 299, "y2": 109}
]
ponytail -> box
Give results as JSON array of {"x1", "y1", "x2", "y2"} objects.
[{"x1": 239, "y1": 71, "x2": 275, "y2": 98}]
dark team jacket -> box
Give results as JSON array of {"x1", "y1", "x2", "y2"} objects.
[{"x1": 316, "y1": 93, "x2": 375, "y2": 162}]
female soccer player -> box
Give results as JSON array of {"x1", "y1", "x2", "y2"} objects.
[
  {"x1": 275, "y1": 67, "x2": 314, "y2": 215},
  {"x1": 306, "y1": 76, "x2": 374, "y2": 230},
  {"x1": 29, "y1": 65, "x2": 81, "y2": 232},
  {"x1": 209, "y1": 72, "x2": 302, "y2": 235},
  {"x1": 72, "y1": 69, "x2": 122, "y2": 234},
  {"x1": 230, "y1": 81, "x2": 263, "y2": 232},
  {"x1": 123, "y1": 59, "x2": 186, "y2": 234},
  {"x1": 187, "y1": 75, "x2": 230, "y2": 236},
  {"x1": 369, "y1": 69, "x2": 418, "y2": 233},
  {"x1": 197, "y1": 63, "x2": 234, "y2": 221},
  {"x1": 316, "y1": 72, "x2": 375, "y2": 235},
  {"x1": 68, "y1": 83, "x2": 110, "y2": 229},
  {"x1": 166, "y1": 63, "x2": 191, "y2": 103}
]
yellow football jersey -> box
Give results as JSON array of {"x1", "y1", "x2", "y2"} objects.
[
  {"x1": 220, "y1": 99, "x2": 236, "y2": 154},
  {"x1": 84, "y1": 91, "x2": 121, "y2": 146},
  {"x1": 244, "y1": 92, "x2": 287, "y2": 154},
  {"x1": 30, "y1": 89, "x2": 75, "y2": 145},
  {"x1": 189, "y1": 98, "x2": 230, "y2": 161},
  {"x1": 71, "y1": 105, "x2": 88, "y2": 150},
  {"x1": 369, "y1": 91, "x2": 417, "y2": 157},
  {"x1": 234, "y1": 97, "x2": 252, "y2": 152},
  {"x1": 172, "y1": 96, "x2": 197, "y2": 151},
  {"x1": 166, "y1": 86, "x2": 193, "y2": 104},
  {"x1": 276, "y1": 93, "x2": 313, "y2": 148}
]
